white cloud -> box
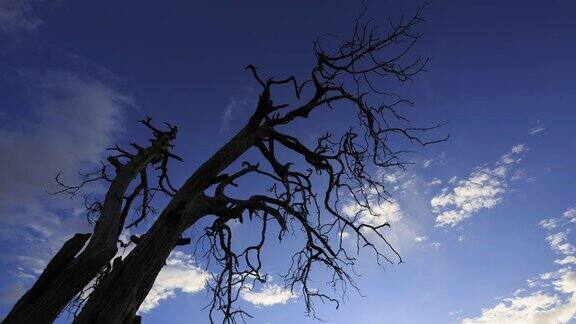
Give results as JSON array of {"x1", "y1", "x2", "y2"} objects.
[
  {"x1": 139, "y1": 251, "x2": 209, "y2": 313},
  {"x1": 462, "y1": 293, "x2": 576, "y2": 324},
  {"x1": 546, "y1": 231, "x2": 576, "y2": 255},
  {"x1": 564, "y1": 209, "x2": 576, "y2": 223},
  {"x1": 539, "y1": 208, "x2": 576, "y2": 255},
  {"x1": 511, "y1": 145, "x2": 526, "y2": 154},
  {"x1": 423, "y1": 159, "x2": 433, "y2": 168},
  {"x1": 554, "y1": 270, "x2": 576, "y2": 294},
  {"x1": 500, "y1": 145, "x2": 527, "y2": 165},
  {"x1": 432, "y1": 166, "x2": 505, "y2": 227},
  {"x1": 432, "y1": 145, "x2": 527, "y2": 227},
  {"x1": 556, "y1": 256, "x2": 576, "y2": 266},
  {"x1": 463, "y1": 207, "x2": 576, "y2": 324},
  {"x1": 539, "y1": 218, "x2": 558, "y2": 230},
  {"x1": 241, "y1": 284, "x2": 297, "y2": 306},
  {"x1": 513, "y1": 289, "x2": 526, "y2": 297},
  {"x1": 426, "y1": 178, "x2": 442, "y2": 187},
  {"x1": 529, "y1": 123, "x2": 546, "y2": 136},
  {"x1": 380, "y1": 169, "x2": 404, "y2": 185},
  {"x1": 414, "y1": 236, "x2": 427, "y2": 242},
  {"x1": 464, "y1": 268, "x2": 576, "y2": 324},
  {"x1": 343, "y1": 199, "x2": 403, "y2": 227}
]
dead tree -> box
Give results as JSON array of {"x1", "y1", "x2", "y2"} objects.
[
  {"x1": 4, "y1": 7, "x2": 445, "y2": 324},
  {"x1": 3, "y1": 118, "x2": 181, "y2": 323}
]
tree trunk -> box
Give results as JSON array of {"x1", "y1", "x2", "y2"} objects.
[
  {"x1": 74, "y1": 126, "x2": 257, "y2": 323},
  {"x1": 4, "y1": 233, "x2": 91, "y2": 322},
  {"x1": 74, "y1": 201, "x2": 204, "y2": 323}
]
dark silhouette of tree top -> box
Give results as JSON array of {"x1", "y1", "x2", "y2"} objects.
[{"x1": 4, "y1": 5, "x2": 446, "y2": 324}]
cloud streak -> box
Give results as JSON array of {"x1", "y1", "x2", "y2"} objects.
[
  {"x1": 0, "y1": 0, "x2": 44, "y2": 36},
  {"x1": 529, "y1": 122, "x2": 546, "y2": 136},
  {"x1": 220, "y1": 88, "x2": 255, "y2": 133},
  {"x1": 431, "y1": 145, "x2": 527, "y2": 227}
]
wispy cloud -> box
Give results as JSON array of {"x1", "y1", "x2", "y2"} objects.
[
  {"x1": 529, "y1": 121, "x2": 546, "y2": 136},
  {"x1": 556, "y1": 256, "x2": 576, "y2": 266},
  {"x1": 449, "y1": 309, "x2": 463, "y2": 316},
  {"x1": 511, "y1": 169, "x2": 527, "y2": 181},
  {"x1": 540, "y1": 208, "x2": 576, "y2": 231},
  {"x1": 430, "y1": 242, "x2": 441, "y2": 250},
  {"x1": 462, "y1": 289, "x2": 576, "y2": 324},
  {"x1": 564, "y1": 208, "x2": 576, "y2": 223},
  {"x1": 426, "y1": 178, "x2": 442, "y2": 187},
  {"x1": 540, "y1": 218, "x2": 559, "y2": 230},
  {"x1": 220, "y1": 87, "x2": 255, "y2": 133},
  {"x1": 431, "y1": 144, "x2": 527, "y2": 227},
  {"x1": 546, "y1": 231, "x2": 576, "y2": 255},
  {"x1": 0, "y1": 0, "x2": 44, "y2": 36}
]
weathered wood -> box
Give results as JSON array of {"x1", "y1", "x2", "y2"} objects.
[
  {"x1": 5, "y1": 233, "x2": 91, "y2": 323},
  {"x1": 3, "y1": 134, "x2": 174, "y2": 323},
  {"x1": 74, "y1": 126, "x2": 257, "y2": 323}
]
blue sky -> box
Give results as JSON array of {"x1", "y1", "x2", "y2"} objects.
[{"x1": 1, "y1": 0, "x2": 576, "y2": 323}]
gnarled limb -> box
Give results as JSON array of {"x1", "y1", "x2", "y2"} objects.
[{"x1": 4, "y1": 119, "x2": 180, "y2": 323}]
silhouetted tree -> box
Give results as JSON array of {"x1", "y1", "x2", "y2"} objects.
[{"x1": 4, "y1": 6, "x2": 445, "y2": 324}]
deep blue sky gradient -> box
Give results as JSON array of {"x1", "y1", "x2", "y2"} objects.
[{"x1": 1, "y1": 0, "x2": 576, "y2": 323}]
